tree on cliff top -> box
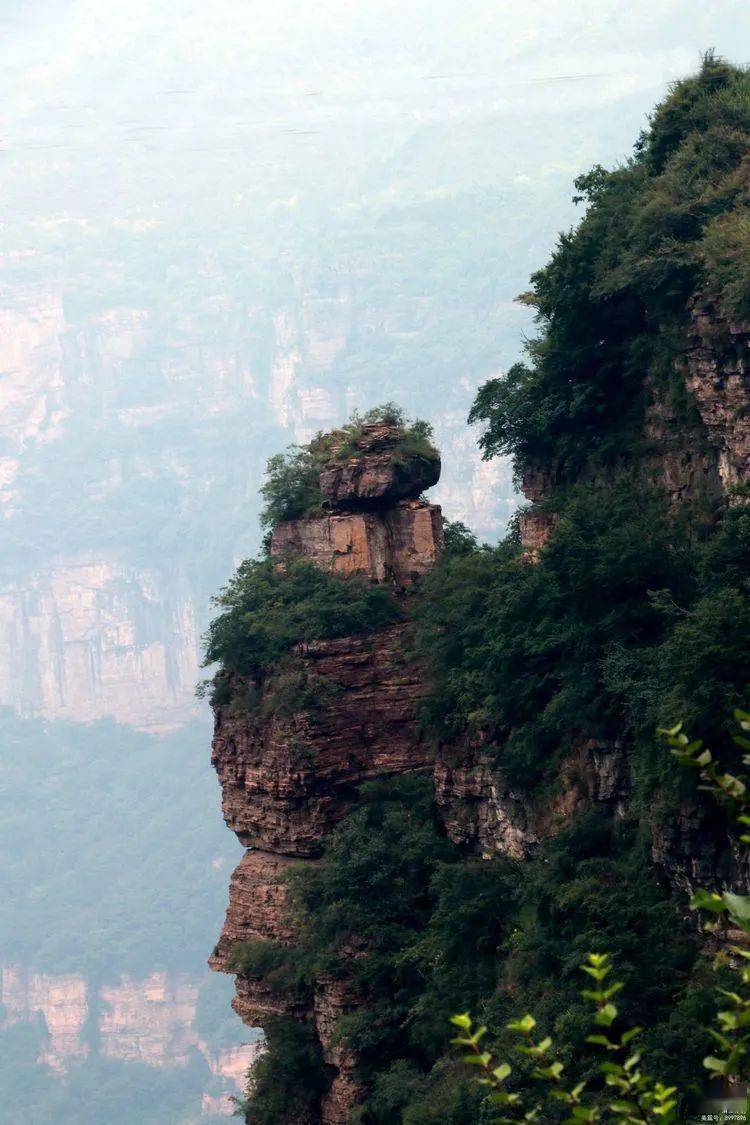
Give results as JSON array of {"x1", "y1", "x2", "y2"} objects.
[
  {"x1": 469, "y1": 53, "x2": 750, "y2": 481},
  {"x1": 259, "y1": 403, "x2": 438, "y2": 527},
  {"x1": 201, "y1": 556, "x2": 400, "y2": 688}
]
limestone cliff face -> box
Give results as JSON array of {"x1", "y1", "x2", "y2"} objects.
[
  {"x1": 211, "y1": 425, "x2": 443, "y2": 1123},
  {"x1": 0, "y1": 556, "x2": 199, "y2": 733},
  {"x1": 0, "y1": 964, "x2": 259, "y2": 1106},
  {"x1": 435, "y1": 740, "x2": 631, "y2": 860},
  {"x1": 684, "y1": 298, "x2": 750, "y2": 490}
]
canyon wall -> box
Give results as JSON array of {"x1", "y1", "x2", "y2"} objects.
[
  {"x1": 0, "y1": 964, "x2": 259, "y2": 1112},
  {"x1": 0, "y1": 224, "x2": 518, "y2": 1117},
  {"x1": 0, "y1": 283, "x2": 515, "y2": 734}
]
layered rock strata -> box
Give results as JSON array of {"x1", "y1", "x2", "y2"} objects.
[
  {"x1": 211, "y1": 424, "x2": 443, "y2": 1122},
  {"x1": 461, "y1": 300, "x2": 750, "y2": 873},
  {"x1": 516, "y1": 301, "x2": 749, "y2": 559},
  {"x1": 435, "y1": 739, "x2": 631, "y2": 860}
]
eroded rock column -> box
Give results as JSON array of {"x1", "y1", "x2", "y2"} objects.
[{"x1": 210, "y1": 422, "x2": 443, "y2": 1122}]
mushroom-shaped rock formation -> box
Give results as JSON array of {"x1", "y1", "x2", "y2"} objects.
[
  {"x1": 270, "y1": 420, "x2": 443, "y2": 585},
  {"x1": 318, "y1": 420, "x2": 441, "y2": 508}
]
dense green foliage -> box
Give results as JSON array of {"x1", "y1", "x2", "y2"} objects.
[
  {"x1": 241, "y1": 781, "x2": 708, "y2": 1122},
  {"x1": 236, "y1": 1016, "x2": 326, "y2": 1125},
  {"x1": 451, "y1": 718, "x2": 750, "y2": 1122},
  {"x1": 234, "y1": 62, "x2": 750, "y2": 1123},
  {"x1": 259, "y1": 404, "x2": 439, "y2": 527},
  {"x1": 412, "y1": 485, "x2": 750, "y2": 791},
  {"x1": 202, "y1": 556, "x2": 400, "y2": 687},
  {"x1": 469, "y1": 54, "x2": 750, "y2": 479}
]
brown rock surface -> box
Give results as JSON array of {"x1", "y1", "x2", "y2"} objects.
[
  {"x1": 318, "y1": 421, "x2": 440, "y2": 507},
  {"x1": 685, "y1": 299, "x2": 750, "y2": 490},
  {"x1": 314, "y1": 973, "x2": 362, "y2": 1125},
  {"x1": 212, "y1": 627, "x2": 434, "y2": 855},
  {"x1": 517, "y1": 508, "x2": 557, "y2": 559},
  {"x1": 210, "y1": 849, "x2": 299, "y2": 969},
  {"x1": 435, "y1": 740, "x2": 631, "y2": 860},
  {"x1": 211, "y1": 421, "x2": 445, "y2": 1121},
  {"x1": 270, "y1": 501, "x2": 443, "y2": 586}
]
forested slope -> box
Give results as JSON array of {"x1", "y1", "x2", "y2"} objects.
[{"x1": 209, "y1": 58, "x2": 750, "y2": 1123}]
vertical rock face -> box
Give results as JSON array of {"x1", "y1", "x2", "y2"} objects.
[
  {"x1": 270, "y1": 504, "x2": 443, "y2": 586},
  {"x1": 515, "y1": 304, "x2": 750, "y2": 559},
  {"x1": 466, "y1": 300, "x2": 750, "y2": 872},
  {"x1": 0, "y1": 964, "x2": 258, "y2": 1102},
  {"x1": 435, "y1": 740, "x2": 631, "y2": 860},
  {"x1": 0, "y1": 557, "x2": 199, "y2": 732},
  {"x1": 210, "y1": 424, "x2": 444, "y2": 1123},
  {"x1": 212, "y1": 628, "x2": 435, "y2": 855},
  {"x1": 685, "y1": 299, "x2": 750, "y2": 490}
]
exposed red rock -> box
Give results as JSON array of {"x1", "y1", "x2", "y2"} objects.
[
  {"x1": 318, "y1": 421, "x2": 440, "y2": 508},
  {"x1": 271, "y1": 501, "x2": 443, "y2": 586},
  {"x1": 211, "y1": 421, "x2": 444, "y2": 1122},
  {"x1": 313, "y1": 973, "x2": 362, "y2": 1125},
  {"x1": 212, "y1": 628, "x2": 433, "y2": 856},
  {"x1": 210, "y1": 849, "x2": 299, "y2": 967},
  {"x1": 516, "y1": 507, "x2": 557, "y2": 560}
]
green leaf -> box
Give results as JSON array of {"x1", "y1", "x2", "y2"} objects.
[
  {"x1": 595, "y1": 1003, "x2": 618, "y2": 1027},
  {"x1": 689, "y1": 889, "x2": 725, "y2": 913},
  {"x1": 587, "y1": 1034, "x2": 619, "y2": 1050},
  {"x1": 723, "y1": 891, "x2": 750, "y2": 927},
  {"x1": 462, "y1": 1052, "x2": 491, "y2": 1066},
  {"x1": 534, "y1": 1061, "x2": 564, "y2": 1081}
]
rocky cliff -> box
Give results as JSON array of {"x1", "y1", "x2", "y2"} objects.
[
  {"x1": 0, "y1": 964, "x2": 259, "y2": 1111},
  {"x1": 211, "y1": 337, "x2": 750, "y2": 1118},
  {"x1": 0, "y1": 284, "x2": 513, "y2": 734},
  {"x1": 448, "y1": 299, "x2": 750, "y2": 893},
  {"x1": 210, "y1": 423, "x2": 443, "y2": 1122}
]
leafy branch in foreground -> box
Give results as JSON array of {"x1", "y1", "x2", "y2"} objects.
[
  {"x1": 450, "y1": 712, "x2": 750, "y2": 1120},
  {"x1": 451, "y1": 952, "x2": 676, "y2": 1123},
  {"x1": 661, "y1": 711, "x2": 750, "y2": 1080}
]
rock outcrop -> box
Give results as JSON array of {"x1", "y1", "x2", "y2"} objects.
[
  {"x1": 465, "y1": 298, "x2": 750, "y2": 870},
  {"x1": 211, "y1": 424, "x2": 443, "y2": 1122},
  {"x1": 685, "y1": 298, "x2": 750, "y2": 490},
  {"x1": 0, "y1": 963, "x2": 258, "y2": 1105},
  {"x1": 435, "y1": 739, "x2": 631, "y2": 860},
  {"x1": 212, "y1": 629, "x2": 434, "y2": 856},
  {"x1": 318, "y1": 421, "x2": 441, "y2": 508},
  {"x1": 270, "y1": 503, "x2": 442, "y2": 586}
]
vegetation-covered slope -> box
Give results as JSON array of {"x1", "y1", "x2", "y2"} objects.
[
  {"x1": 470, "y1": 52, "x2": 750, "y2": 479},
  {"x1": 217, "y1": 58, "x2": 750, "y2": 1123}
]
